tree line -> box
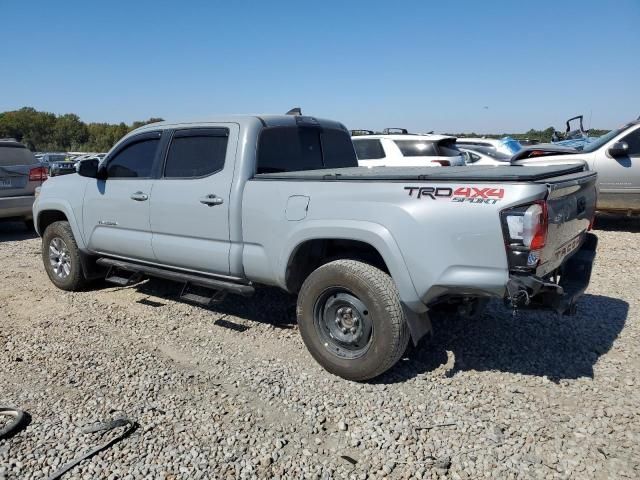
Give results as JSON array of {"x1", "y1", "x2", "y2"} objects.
[
  {"x1": 0, "y1": 107, "x2": 164, "y2": 153},
  {"x1": 446, "y1": 126, "x2": 610, "y2": 143},
  {"x1": 1, "y1": 107, "x2": 611, "y2": 152}
]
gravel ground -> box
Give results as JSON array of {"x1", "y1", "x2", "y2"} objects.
[{"x1": 1, "y1": 216, "x2": 639, "y2": 480}]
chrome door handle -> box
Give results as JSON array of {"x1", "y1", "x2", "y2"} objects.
[
  {"x1": 200, "y1": 194, "x2": 224, "y2": 206},
  {"x1": 130, "y1": 191, "x2": 149, "y2": 201}
]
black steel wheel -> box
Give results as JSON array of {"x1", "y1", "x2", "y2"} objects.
[{"x1": 297, "y1": 259, "x2": 409, "y2": 381}]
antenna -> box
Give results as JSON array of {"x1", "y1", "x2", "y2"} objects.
[{"x1": 286, "y1": 107, "x2": 302, "y2": 116}]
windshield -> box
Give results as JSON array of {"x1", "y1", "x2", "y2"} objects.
[{"x1": 580, "y1": 125, "x2": 626, "y2": 153}]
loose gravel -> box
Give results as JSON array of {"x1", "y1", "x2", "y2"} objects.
[{"x1": 1, "y1": 216, "x2": 639, "y2": 479}]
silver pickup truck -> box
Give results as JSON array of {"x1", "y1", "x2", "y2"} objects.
[{"x1": 33, "y1": 115, "x2": 598, "y2": 380}]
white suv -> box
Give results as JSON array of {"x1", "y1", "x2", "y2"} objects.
[{"x1": 352, "y1": 132, "x2": 465, "y2": 167}]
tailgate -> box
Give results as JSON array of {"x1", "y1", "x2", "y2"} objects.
[
  {"x1": 536, "y1": 171, "x2": 597, "y2": 276},
  {"x1": 0, "y1": 166, "x2": 29, "y2": 198}
]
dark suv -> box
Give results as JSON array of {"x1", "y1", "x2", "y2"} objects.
[{"x1": 0, "y1": 139, "x2": 48, "y2": 228}]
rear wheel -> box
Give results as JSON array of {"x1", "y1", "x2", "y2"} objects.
[
  {"x1": 296, "y1": 260, "x2": 409, "y2": 381},
  {"x1": 42, "y1": 221, "x2": 87, "y2": 291}
]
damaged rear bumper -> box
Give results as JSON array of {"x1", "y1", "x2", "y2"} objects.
[{"x1": 506, "y1": 233, "x2": 597, "y2": 315}]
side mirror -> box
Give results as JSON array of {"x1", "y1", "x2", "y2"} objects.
[
  {"x1": 76, "y1": 158, "x2": 100, "y2": 178},
  {"x1": 608, "y1": 141, "x2": 629, "y2": 158}
]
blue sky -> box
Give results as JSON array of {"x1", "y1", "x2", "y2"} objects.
[{"x1": 2, "y1": 0, "x2": 639, "y2": 133}]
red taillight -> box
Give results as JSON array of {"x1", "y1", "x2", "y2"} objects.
[
  {"x1": 528, "y1": 201, "x2": 548, "y2": 250},
  {"x1": 29, "y1": 166, "x2": 48, "y2": 182},
  {"x1": 431, "y1": 160, "x2": 451, "y2": 166}
]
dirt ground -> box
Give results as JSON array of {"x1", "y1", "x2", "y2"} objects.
[{"x1": 1, "y1": 216, "x2": 639, "y2": 479}]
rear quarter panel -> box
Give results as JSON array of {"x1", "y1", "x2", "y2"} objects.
[{"x1": 242, "y1": 179, "x2": 549, "y2": 309}]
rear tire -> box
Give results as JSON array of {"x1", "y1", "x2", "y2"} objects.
[
  {"x1": 296, "y1": 260, "x2": 409, "y2": 381},
  {"x1": 42, "y1": 221, "x2": 87, "y2": 291}
]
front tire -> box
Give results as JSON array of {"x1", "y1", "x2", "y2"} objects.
[
  {"x1": 42, "y1": 221, "x2": 87, "y2": 291},
  {"x1": 296, "y1": 260, "x2": 409, "y2": 381}
]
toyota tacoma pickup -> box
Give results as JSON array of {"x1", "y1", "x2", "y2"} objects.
[{"x1": 33, "y1": 114, "x2": 598, "y2": 381}]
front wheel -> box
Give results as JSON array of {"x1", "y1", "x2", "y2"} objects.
[
  {"x1": 296, "y1": 260, "x2": 409, "y2": 381},
  {"x1": 42, "y1": 221, "x2": 87, "y2": 291}
]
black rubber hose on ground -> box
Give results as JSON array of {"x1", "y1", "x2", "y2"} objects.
[{"x1": 0, "y1": 407, "x2": 30, "y2": 440}]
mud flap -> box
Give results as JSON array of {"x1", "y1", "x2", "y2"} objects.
[{"x1": 403, "y1": 304, "x2": 433, "y2": 346}]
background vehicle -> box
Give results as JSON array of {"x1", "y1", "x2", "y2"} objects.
[
  {"x1": 48, "y1": 158, "x2": 77, "y2": 177},
  {"x1": 34, "y1": 115, "x2": 597, "y2": 381},
  {"x1": 460, "y1": 146, "x2": 511, "y2": 165},
  {"x1": 352, "y1": 132, "x2": 465, "y2": 166},
  {"x1": 551, "y1": 115, "x2": 597, "y2": 149},
  {"x1": 455, "y1": 136, "x2": 522, "y2": 156},
  {"x1": 512, "y1": 119, "x2": 640, "y2": 213},
  {"x1": 0, "y1": 139, "x2": 48, "y2": 228}
]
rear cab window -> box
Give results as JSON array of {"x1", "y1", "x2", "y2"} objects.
[{"x1": 257, "y1": 126, "x2": 357, "y2": 174}]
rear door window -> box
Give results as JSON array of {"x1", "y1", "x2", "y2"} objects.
[
  {"x1": 0, "y1": 143, "x2": 36, "y2": 166},
  {"x1": 353, "y1": 139, "x2": 385, "y2": 160},
  {"x1": 257, "y1": 127, "x2": 357, "y2": 173},
  {"x1": 394, "y1": 140, "x2": 438, "y2": 156},
  {"x1": 164, "y1": 129, "x2": 229, "y2": 178}
]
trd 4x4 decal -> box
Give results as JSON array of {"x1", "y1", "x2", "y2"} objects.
[{"x1": 405, "y1": 186, "x2": 504, "y2": 204}]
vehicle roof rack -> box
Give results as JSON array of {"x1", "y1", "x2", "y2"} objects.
[
  {"x1": 350, "y1": 129, "x2": 375, "y2": 136},
  {"x1": 286, "y1": 107, "x2": 302, "y2": 116},
  {"x1": 382, "y1": 128, "x2": 410, "y2": 135}
]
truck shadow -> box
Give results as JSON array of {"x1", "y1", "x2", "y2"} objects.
[
  {"x1": 0, "y1": 221, "x2": 37, "y2": 242},
  {"x1": 130, "y1": 280, "x2": 627, "y2": 384},
  {"x1": 380, "y1": 294, "x2": 628, "y2": 384},
  {"x1": 593, "y1": 213, "x2": 640, "y2": 233}
]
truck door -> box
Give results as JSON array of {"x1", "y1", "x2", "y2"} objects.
[
  {"x1": 595, "y1": 125, "x2": 640, "y2": 211},
  {"x1": 149, "y1": 124, "x2": 238, "y2": 274},
  {"x1": 82, "y1": 132, "x2": 161, "y2": 261}
]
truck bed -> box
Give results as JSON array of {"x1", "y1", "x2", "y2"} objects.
[{"x1": 255, "y1": 164, "x2": 587, "y2": 182}]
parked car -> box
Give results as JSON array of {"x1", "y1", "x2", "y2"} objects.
[
  {"x1": 34, "y1": 114, "x2": 597, "y2": 381},
  {"x1": 352, "y1": 132, "x2": 465, "y2": 167},
  {"x1": 0, "y1": 139, "x2": 48, "y2": 228},
  {"x1": 456, "y1": 136, "x2": 522, "y2": 156},
  {"x1": 512, "y1": 118, "x2": 640, "y2": 213},
  {"x1": 39, "y1": 153, "x2": 67, "y2": 165},
  {"x1": 460, "y1": 146, "x2": 511, "y2": 165}
]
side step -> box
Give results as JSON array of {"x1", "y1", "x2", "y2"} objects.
[
  {"x1": 105, "y1": 266, "x2": 143, "y2": 286},
  {"x1": 180, "y1": 283, "x2": 228, "y2": 306},
  {"x1": 96, "y1": 258, "x2": 254, "y2": 297}
]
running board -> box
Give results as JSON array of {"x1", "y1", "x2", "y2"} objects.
[
  {"x1": 180, "y1": 283, "x2": 228, "y2": 306},
  {"x1": 105, "y1": 266, "x2": 143, "y2": 286},
  {"x1": 96, "y1": 258, "x2": 254, "y2": 297}
]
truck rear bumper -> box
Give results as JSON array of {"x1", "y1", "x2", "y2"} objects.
[
  {"x1": 506, "y1": 233, "x2": 597, "y2": 315},
  {"x1": 0, "y1": 195, "x2": 35, "y2": 220}
]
